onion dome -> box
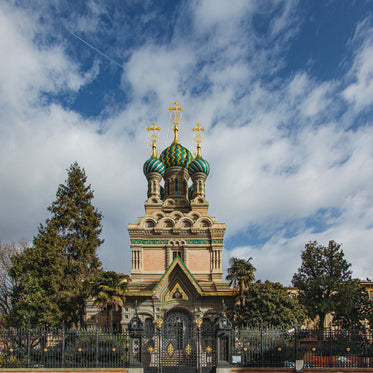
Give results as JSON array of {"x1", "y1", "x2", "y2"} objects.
[
  {"x1": 159, "y1": 142, "x2": 193, "y2": 169},
  {"x1": 188, "y1": 156, "x2": 210, "y2": 176},
  {"x1": 143, "y1": 156, "x2": 165, "y2": 176}
]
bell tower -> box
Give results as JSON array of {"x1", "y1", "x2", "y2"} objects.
[{"x1": 126, "y1": 101, "x2": 233, "y2": 326}]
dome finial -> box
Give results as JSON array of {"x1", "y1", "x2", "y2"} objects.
[
  {"x1": 192, "y1": 122, "x2": 206, "y2": 158},
  {"x1": 147, "y1": 121, "x2": 161, "y2": 157},
  {"x1": 168, "y1": 100, "x2": 184, "y2": 144}
]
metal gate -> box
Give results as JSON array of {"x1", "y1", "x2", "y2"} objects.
[
  {"x1": 161, "y1": 310, "x2": 196, "y2": 372},
  {"x1": 142, "y1": 311, "x2": 216, "y2": 373}
]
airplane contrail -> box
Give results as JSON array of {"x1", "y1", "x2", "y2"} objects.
[{"x1": 69, "y1": 31, "x2": 123, "y2": 69}]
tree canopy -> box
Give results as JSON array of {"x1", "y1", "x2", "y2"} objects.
[
  {"x1": 226, "y1": 257, "x2": 256, "y2": 312},
  {"x1": 7, "y1": 162, "x2": 103, "y2": 328},
  {"x1": 237, "y1": 280, "x2": 306, "y2": 328},
  {"x1": 92, "y1": 271, "x2": 128, "y2": 330},
  {"x1": 292, "y1": 240, "x2": 352, "y2": 330},
  {"x1": 332, "y1": 279, "x2": 373, "y2": 329}
]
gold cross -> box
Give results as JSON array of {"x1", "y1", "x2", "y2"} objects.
[
  {"x1": 192, "y1": 122, "x2": 206, "y2": 157},
  {"x1": 147, "y1": 121, "x2": 161, "y2": 157},
  {"x1": 168, "y1": 100, "x2": 184, "y2": 143}
]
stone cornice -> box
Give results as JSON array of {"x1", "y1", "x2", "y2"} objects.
[{"x1": 130, "y1": 238, "x2": 224, "y2": 245}]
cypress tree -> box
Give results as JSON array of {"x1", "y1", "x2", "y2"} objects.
[{"x1": 8, "y1": 162, "x2": 103, "y2": 328}]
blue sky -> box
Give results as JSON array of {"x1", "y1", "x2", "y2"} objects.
[{"x1": 1, "y1": 0, "x2": 373, "y2": 285}]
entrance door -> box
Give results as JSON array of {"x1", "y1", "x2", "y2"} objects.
[{"x1": 162, "y1": 310, "x2": 197, "y2": 373}]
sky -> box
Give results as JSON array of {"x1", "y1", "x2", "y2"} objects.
[{"x1": 1, "y1": 0, "x2": 373, "y2": 286}]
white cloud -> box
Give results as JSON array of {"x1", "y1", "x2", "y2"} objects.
[
  {"x1": 343, "y1": 19, "x2": 373, "y2": 111},
  {"x1": 123, "y1": 45, "x2": 196, "y2": 105},
  {"x1": 192, "y1": 0, "x2": 254, "y2": 31},
  {"x1": 1, "y1": 0, "x2": 373, "y2": 285},
  {"x1": 300, "y1": 82, "x2": 335, "y2": 117},
  {"x1": 0, "y1": 2, "x2": 98, "y2": 114}
]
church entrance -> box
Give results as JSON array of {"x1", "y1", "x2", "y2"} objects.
[
  {"x1": 142, "y1": 310, "x2": 216, "y2": 373},
  {"x1": 161, "y1": 310, "x2": 196, "y2": 372}
]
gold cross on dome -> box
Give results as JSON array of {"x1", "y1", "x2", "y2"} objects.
[
  {"x1": 147, "y1": 121, "x2": 161, "y2": 157},
  {"x1": 192, "y1": 122, "x2": 205, "y2": 157},
  {"x1": 168, "y1": 100, "x2": 184, "y2": 143}
]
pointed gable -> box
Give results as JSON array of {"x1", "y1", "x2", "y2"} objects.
[{"x1": 127, "y1": 256, "x2": 233, "y2": 302}]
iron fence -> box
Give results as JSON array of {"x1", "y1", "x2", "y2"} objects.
[
  {"x1": 0, "y1": 325, "x2": 372, "y2": 369},
  {"x1": 231, "y1": 325, "x2": 373, "y2": 368},
  {"x1": 0, "y1": 327, "x2": 129, "y2": 368}
]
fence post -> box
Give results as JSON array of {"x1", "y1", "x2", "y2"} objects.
[
  {"x1": 364, "y1": 323, "x2": 369, "y2": 367},
  {"x1": 156, "y1": 317, "x2": 163, "y2": 373},
  {"x1": 260, "y1": 322, "x2": 264, "y2": 368},
  {"x1": 96, "y1": 324, "x2": 99, "y2": 367},
  {"x1": 27, "y1": 323, "x2": 31, "y2": 368},
  {"x1": 329, "y1": 326, "x2": 333, "y2": 367},
  {"x1": 128, "y1": 308, "x2": 144, "y2": 370},
  {"x1": 61, "y1": 323, "x2": 65, "y2": 368},
  {"x1": 196, "y1": 316, "x2": 203, "y2": 373},
  {"x1": 294, "y1": 323, "x2": 298, "y2": 361},
  {"x1": 215, "y1": 302, "x2": 232, "y2": 370}
]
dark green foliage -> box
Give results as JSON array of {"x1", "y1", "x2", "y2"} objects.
[
  {"x1": 237, "y1": 280, "x2": 306, "y2": 328},
  {"x1": 0, "y1": 327, "x2": 129, "y2": 368},
  {"x1": 92, "y1": 271, "x2": 127, "y2": 330},
  {"x1": 7, "y1": 162, "x2": 103, "y2": 328},
  {"x1": 0, "y1": 354, "x2": 27, "y2": 368},
  {"x1": 64, "y1": 327, "x2": 129, "y2": 368},
  {"x1": 332, "y1": 279, "x2": 373, "y2": 329},
  {"x1": 292, "y1": 240, "x2": 352, "y2": 330},
  {"x1": 226, "y1": 257, "x2": 256, "y2": 312}
]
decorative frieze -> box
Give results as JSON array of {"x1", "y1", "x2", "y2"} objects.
[{"x1": 130, "y1": 239, "x2": 223, "y2": 245}]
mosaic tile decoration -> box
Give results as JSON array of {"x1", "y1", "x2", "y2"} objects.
[{"x1": 130, "y1": 239, "x2": 223, "y2": 245}]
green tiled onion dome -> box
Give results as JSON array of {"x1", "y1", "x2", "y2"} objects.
[
  {"x1": 159, "y1": 142, "x2": 193, "y2": 169},
  {"x1": 188, "y1": 156, "x2": 210, "y2": 176},
  {"x1": 143, "y1": 156, "x2": 165, "y2": 176},
  {"x1": 188, "y1": 185, "x2": 194, "y2": 200}
]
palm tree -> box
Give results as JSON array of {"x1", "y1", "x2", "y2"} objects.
[
  {"x1": 226, "y1": 257, "x2": 256, "y2": 313},
  {"x1": 92, "y1": 271, "x2": 128, "y2": 330}
]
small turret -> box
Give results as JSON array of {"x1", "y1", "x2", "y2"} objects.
[
  {"x1": 188, "y1": 122, "x2": 209, "y2": 200},
  {"x1": 143, "y1": 122, "x2": 164, "y2": 201}
]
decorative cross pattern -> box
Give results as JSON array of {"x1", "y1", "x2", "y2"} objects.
[
  {"x1": 147, "y1": 121, "x2": 161, "y2": 157},
  {"x1": 168, "y1": 100, "x2": 184, "y2": 143},
  {"x1": 168, "y1": 100, "x2": 184, "y2": 126},
  {"x1": 168, "y1": 343, "x2": 174, "y2": 356},
  {"x1": 192, "y1": 122, "x2": 206, "y2": 157}
]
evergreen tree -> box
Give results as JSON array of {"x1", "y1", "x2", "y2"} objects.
[
  {"x1": 8, "y1": 162, "x2": 103, "y2": 328},
  {"x1": 237, "y1": 280, "x2": 306, "y2": 328},
  {"x1": 292, "y1": 240, "x2": 352, "y2": 331},
  {"x1": 226, "y1": 257, "x2": 256, "y2": 313}
]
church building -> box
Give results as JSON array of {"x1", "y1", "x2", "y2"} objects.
[{"x1": 122, "y1": 101, "x2": 235, "y2": 333}]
